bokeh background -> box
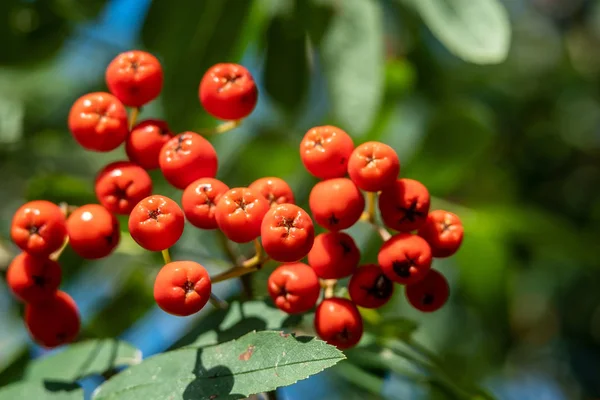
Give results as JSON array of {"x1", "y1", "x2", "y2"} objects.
[{"x1": 1, "y1": 0, "x2": 600, "y2": 399}]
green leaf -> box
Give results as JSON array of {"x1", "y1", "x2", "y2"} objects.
[
  {"x1": 93, "y1": 331, "x2": 345, "y2": 400},
  {"x1": 26, "y1": 339, "x2": 142, "y2": 383},
  {"x1": 26, "y1": 173, "x2": 96, "y2": 206},
  {"x1": 318, "y1": 0, "x2": 385, "y2": 136},
  {"x1": 410, "y1": 0, "x2": 511, "y2": 64},
  {"x1": 0, "y1": 380, "x2": 83, "y2": 400},
  {"x1": 370, "y1": 317, "x2": 419, "y2": 340}
]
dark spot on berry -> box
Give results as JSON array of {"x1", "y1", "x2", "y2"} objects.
[
  {"x1": 278, "y1": 217, "x2": 295, "y2": 237},
  {"x1": 392, "y1": 257, "x2": 416, "y2": 278},
  {"x1": 440, "y1": 220, "x2": 452, "y2": 233},
  {"x1": 422, "y1": 293, "x2": 434, "y2": 305},
  {"x1": 336, "y1": 326, "x2": 351, "y2": 342},
  {"x1": 28, "y1": 225, "x2": 40, "y2": 235},
  {"x1": 364, "y1": 274, "x2": 393, "y2": 299},
  {"x1": 112, "y1": 180, "x2": 134, "y2": 200},
  {"x1": 328, "y1": 213, "x2": 339, "y2": 226},
  {"x1": 397, "y1": 200, "x2": 426, "y2": 225},
  {"x1": 182, "y1": 280, "x2": 195, "y2": 295},
  {"x1": 148, "y1": 209, "x2": 160, "y2": 220},
  {"x1": 340, "y1": 157, "x2": 346, "y2": 164},
  {"x1": 32, "y1": 275, "x2": 46, "y2": 287},
  {"x1": 365, "y1": 154, "x2": 376, "y2": 166},
  {"x1": 339, "y1": 240, "x2": 352, "y2": 254},
  {"x1": 236, "y1": 198, "x2": 248, "y2": 213},
  {"x1": 56, "y1": 332, "x2": 67, "y2": 343},
  {"x1": 104, "y1": 234, "x2": 114, "y2": 245},
  {"x1": 174, "y1": 134, "x2": 186, "y2": 152},
  {"x1": 313, "y1": 137, "x2": 324, "y2": 149}
]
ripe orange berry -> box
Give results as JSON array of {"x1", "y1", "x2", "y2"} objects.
[
  {"x1": 126, "y1": 119, "x2": 173, "y2": 170},
  {"x1": 25, "y1": 290, "x2": 80, "y2": 348},
  {"x1": 67, "y1": 92, "x2": 128, "y2": 152},
  {"x1": 314, "y1": 298, "x2": 363, "y2": 349},
  {"x1": 66, "y1": 204, "x2": 120, "y2": 259},
  {"x1": 378, "y1": 233, "x2": 432, "y2": 285},
  {"x1": 248, "y1": 177, "x2": 295, "y2": 207},
  {"x1": 214, "y1": 187, "x2": 270, "y2": 243},
  {"x1": 181, "y1": 178, "x2": 230, "y2": 230},
  {"x1": 267, "y1": 262, "x2": 320, "y2": 314},
  {"x1": 309, "y1": 178, "x2": 364, "y2": 231},
  {"x1": 378, "y1": 178, "x2": 430, "y2": 232},
  {"x1": 128, "y1": 195, "x2": 185, "y2": 251},
  {"x1": 347, "y1": 141, "x2": 400, "y2": 192},
  {"x1": 105, "y1": 50, "x2": 163, "y2": 107},
  {"x1": 153, "y1": 261, "x2": 212, "y2": 316},
  {"x1": 10, "y1": 200, "x2": 66, "y2": 257},
  {"x1": 299, "y1": 126, "x2": 354, "y2": 179},
  {"x1": 261, "y1": 204, "x2": 315, "y2": 263},
  {"x1": 405, "y1": 269, "x2": 449, "y2": 312},
  {"x1": 307, "y1": 232, "x2": 360, "y2": 279},
  {"x1": 159, "y1": 132, "x2": 218, "y2": 190},
  {"x1": 418, "y1": 210, "x2": 464, "y2": 258},
  {"x1": 199, "y1": 63, "x2": 258, "y2": 121},
  {"x1": 7, "y1": 253, "x2": 61, "y2": 304},
  {"x1": 348, "y1": 264, "x2": 394, "y2": 309},
  {"x1": 95, "y1": 161, "x2": 153, "y2": 215}
]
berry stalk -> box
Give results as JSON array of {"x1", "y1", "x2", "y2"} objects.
[
  {"x1": 161, "y1": 248, "x2": 172, "y2": 264},
  {"x1": 198, "y1": 119, "x2": 242, "y2": 136},
  {"x1": 129, "y1": 107, "x2": 141, "y2": 130}
]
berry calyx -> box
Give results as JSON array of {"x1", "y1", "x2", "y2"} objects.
[
  {"x1": 67, "y1": 92, "x2": 128, "y2": 152},
  {"x1": 181, "y1": 178, "x2": 230, "y2": 230},
  {"x1": 248, "y1": 177, "x2": 295, "y2": 207},
  {"x1": 348, "y1": 264, "x2": 394, "y2": 309},
  {"x1": 418, "y1": 210, "x2": 464, "y2": 258},
  {"x1": 261, "y1": 204, "x2": 315, "y2": 263},
  {"x1": 347, "y1": 141, "x2": 400, "y2": 192},
  {"x1": 378, "y1": 178, "x2": 431, "y2": 232},
  {"x1": 95, "y1": 161, "x2": 153, "y2": 215},
  {"x1": 309, "y1": 178, "x2": 365, "y2": 231},
  {"x1": 267, "y1": 262, "x2": 320, "y2": 314},
  {"x1": 10, "y1": 200, "x2": 67, "y2": 257},
  {"x1": 199, "y1": 63, "x2": 258, "y2": 121},
  {"x1": 299, "y1": 126, "x2": 354, "y2": 180},
  {"x1": 307, "y1": 231, "x2": 360, "y2": 279},
  {"x1": 153, "y1": 261, "x2": 212, "y2": 316},
  {"x1": 405, "y1": 269, "x2": 449, "y2": 312},
  {"x1": 66, "y1": 204, "x2": 120, "y2": 259},
  {"x1": 314, "y1": 298, "x2": 363, "y2": 349},
  {"x1": 214, "y1": 187, "x2": 270, "y2": 243},
  {"x1": 105, "y1": 50, "x2": 163, "y2": 107},
  {"x1": 377, "y1": 233, "x2": 432, "y2": 285},
  {"x1": 126, "y1": 119, "x2": 174, "y2": 170},
  {"x1": 128, "y1": 195, "x2": 185, "y2": 251},
  {"x1": 25, "y1": 290, "x2": 80, "y2": 348},
  {"x1": 7, "y1": 253, "x2": 62, "y2": 304}
]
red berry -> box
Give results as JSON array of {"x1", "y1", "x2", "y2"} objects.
[
  {"x1": 248, "y1": 177, "x2": 295, "y2": 207},
  {"x1": 10, "y1": 200, "x2": 66, "y2": 257},
  {"x1": 6, "y1": 253, "x2": 61, "y2": 304},
  {"x1": 348, "y1": 264, "x2": 394, "y2": 309},
  {"x1": 159, "y1": 132, "x2": 218, "y2": 190},
  {"x1": 378, "y1": 233, "x2": 432, "y2": 285},
  {"x1": 418, "y1": 210, "x2": 464, "y2": 258},
  {"x1": 261, "y1": 204, "x2": 314, "y2": 263},
  {"x1": 309, "y1": 178, "x2": 364, "y2": 231},
  {"x1": 105, "y1": 50, "x2": 163, "y2": 107},
  {"x1": 128, "y1": 195, "x2": 185, "y2": 251},
  {"x1": 214, "y1": 187, "x2": 270, "y2": 243},
  {"x1": 347, "y1": 141, "x2": 400, "y2": 192},
  {"x1": 307, "y1": 232, "x2": 360, "y2": 279},
  {"x1": 405, "y1": 269, "x2": 449, "y2": 312},
  {"x1": 199, "y1": 63, "x2": 258, "y2": 120},
  {"x1": 181, "y1": 178, "x2": 230, "y2": 230},
  {"x1": 95, "y1": 161, "x2": 153, "y2": 215},
  {"x1": 67, "y1": 92, "x2": 128, "y2": 152},
  {"x1": 66, "y1": 204, "x2": 120, "y2": 259},
  {"x1": 267, "y1": 262, "x2": 320, "y2": 314},
  {"x1": 153, "y1": 261, "x2": 212, "y2": 316},
  {"x1": 314, "y1": 298, "x2": 363, "y2": 349},
  {"x1": 126, "y1": 119, "x2": 174, "y2": 170},
  {"x1": 378, "y1": 178, "x2": 430, "y2": 232},
  {"x1": 299, "y1": 126, "x2": 354, "y2": 179},
  {"x1": 25, "y1": 290, "x2": 80, "y2": 348}
]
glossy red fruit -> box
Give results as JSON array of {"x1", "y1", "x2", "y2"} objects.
[
  {"x1": 128, "y1": 195, "x2": 185, "y2": 251},
  {"x1": 418, "y1": 210, "x2": 464, "y2": 258},
  {"x1": 260, "y1": 204, "x2": 314, "y2": 263},
  {"x1": 25, "y1": 290, "x2": 80, "y2": 348},
  {"x1": 68, "y1": 92, "x2": 128, "y2": 152},
  {"x1": 377, "y1": 233, "x2": 432, "y2": 285},
  {"x1": 95, "y1": 161, "x2": 153, "y2": 215},
  {"x1": 181, "y1": 178, "x2": 230, "y2": 230},
  {"x1": 348, "y1": 264, "x2": 394, "y2": 309},
  {"x1": 66, "y1": 204, "x2": 120, "y2": 259},
  {"x1": 199, "y1": 63, "x2": 258, "y2": 120},
  {"x1": 6, "y1": 253, "x2": 61, "y2": 304},
  {"x1": 153, "y1": 261, "x2": 212, "y2": 316},
  {"x1": 314, "y1": 298, "x2": 363, "y2": 349},
  {"x1": 309, "y1": 178, "x2": 364, "y2": 231},
  {"x1": 378, "y1": 178, "x2": 431, "y2": 232},
  {"x1": 159, "y1": 132, "x2": 218, "y2": 190},
  {"x1": 214, "y1": 187, "x2": 270, "y2": 243},
  {"x1": 405, "y1": 269, "x2": 450, "y2": 312},
  {"x1": 347, "y1": 141, "x2": 400, "y2": 192},
  {"x1": 126, "y1": 119, "x2": 173, "y2": 170},
  {"x1": 248, "y1": 177, "x2": 295, "y2": 207},
  {"x1": 299, "y1": 126, "x2": 354, "y2": 179},
  {"x1": 267, "y1": 262, "x2": 320, "y2": 314},
  {"x1": 105, "y1": 50, "x2": 163, "y2": 107},
  {"x1": 307, "y1": 232, "x2": 360, "y2": 279},
  {"x1": 10, "y1": 200, "x2": 67, "y2": 257}
]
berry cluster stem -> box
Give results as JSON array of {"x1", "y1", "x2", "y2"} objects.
[
  {"x1": 198, "y1": 119, "x2": 242, "y2": 136},
  {"x1": 210, "y1": 238, "x2": 268, "y2": 284},
  {"x1": 242, "y1": 239, "x2": 262, "y2": 268},
  {"x1": 129, "y1": 107, "x2": 141, "y2": 130},
  {"x1": 360, "y1": 192, "x2": 392, "y2": 241},
  {"x1": 49, "y1": 202, "x2": 75, "y2": 261},
  {"x1": 208, "y1": 293, "x2": 228, "y2": 309},
  {"x1": 161, "y1": 248, "x2": 172, "y2": 264},
  {"x1": 321, "y1": 279, "x2": 337, "y2": 299}
]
